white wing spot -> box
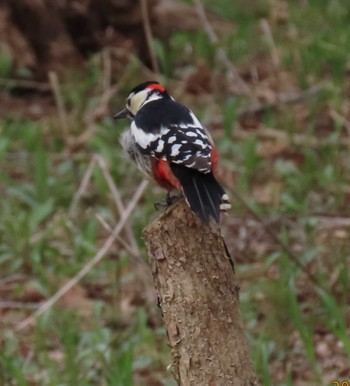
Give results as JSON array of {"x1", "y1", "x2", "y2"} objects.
[
  {"x1": 156, "y1": 140, "x2": 164, "y2": 152},
  {"x1": 168, "y1": 136, "x2": 177, "y2": 144},
  {"x1": 171, "y1": 144, "x2": 182, "y2": 156},
  {"x1": 193, "y1": 139, "x2": 205, "y2": 147},
  {"x1": 185, "y1": 131, "x2": 198, "y2": 137}
]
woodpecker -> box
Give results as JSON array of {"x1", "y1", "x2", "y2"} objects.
[{"x1": 114, "y1": 81, "x2": 231, "y2": 224}]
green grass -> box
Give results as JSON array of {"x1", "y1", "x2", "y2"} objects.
[{"x1": 1, "y1": 0, "x2": 350, "y2": 385}]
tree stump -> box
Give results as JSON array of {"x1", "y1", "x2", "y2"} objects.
[
  {"x1": 1, "y1": 0, "x2": 233, "y2": 77},
  {"x1": 143, "y1": 199, "x2": 260, "y2": 386}
]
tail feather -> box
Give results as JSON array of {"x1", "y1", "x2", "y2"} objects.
[
  {"x1": 170, "y1": 164, "x2": 230, "y2": 224},
  {"x1": 191, "y1": 176, "x2": 208, "y2": 222},
  {"x1": 202, "y1": 182, "x2": 220, "y2": 221}
]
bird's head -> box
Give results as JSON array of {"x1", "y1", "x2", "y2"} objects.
[{"x1": 114, "y1": 81, "x2": 168, "y2": 120}]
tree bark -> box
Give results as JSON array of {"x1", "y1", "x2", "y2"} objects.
[{"x1": 143, "y1": 199, "x2": 260, "y2": 386}]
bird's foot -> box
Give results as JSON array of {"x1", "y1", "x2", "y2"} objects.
[
  {"x1": 154, "y1": 191, "x2": 183, "y2": 210},
  {"x1": 154, "y1": 199, "x2": 168, "y2": 210},
  {"x1": 166, "y1": 190, "x2": 183, "y2": 205}
]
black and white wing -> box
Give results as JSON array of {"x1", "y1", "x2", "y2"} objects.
[{"x1": 131, "y1": 98, "x2": 213, "y2": 173}]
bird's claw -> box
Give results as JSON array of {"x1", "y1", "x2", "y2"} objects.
[{"x1": 154, "y1": 191, "x2": 183, "y2": 210}]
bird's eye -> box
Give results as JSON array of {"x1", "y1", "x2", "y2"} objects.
[{"x1": 127, "y1": 99, "x2": 131, "y2": 106}]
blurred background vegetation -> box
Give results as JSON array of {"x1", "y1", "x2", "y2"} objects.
[{"x1": 0, "y1": 0, "x2": 350, "y2": 385}]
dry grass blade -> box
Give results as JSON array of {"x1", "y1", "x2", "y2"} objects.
[
  {"x1": 194, "y1": 0, "x2": 250, "y2": 95},
  {"x1": 16, "y1": 180, "x2": 149, "y2": 331},
  {"x1": 260, "y1": 19, "x2": 280, "y2": 68},
  {"x1": 140, "y1": 0, "x2": 160, "y2": 74},
  {"x1": 83, "y1": 48, "x2": 119, "y2": 125},
  {"x1": 48, "y1": 71, "x2": 71, "y2": 146}
]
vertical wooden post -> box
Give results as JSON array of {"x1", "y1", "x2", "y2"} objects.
[{"x1": 143, "y1": 200, "x2": 260, "y2": 386}]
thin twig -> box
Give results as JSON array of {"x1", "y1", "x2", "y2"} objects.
[
  {"x1": 0, "y1": 301, "x2": 41, "y2": 309},
  {"x1": 95, "y1": 212, "x2": 114, "y2": 233},
  {"x1": 140, "y1": 0, "x2": 160, "y2": 74},
  {"x1": 94, "y1": 211, "x2": 137, "y2": 256},
  {"x1": 236, "y1": 83, "x2": 326, "y2": 116},
  {"x1": 95, "y1": 212, "x2": 150, "y2": 270},
  {"x1": 228, "y1": 188, "x2": 322, "y2": 288},
  {"x1": 23, "y1": 350, "x2": 34, "y2": 372},
  {"x1": 315, "y1": 216, "x2": 350, "y2": 229},
  {"x1": 95, "y1": 156, "x2": 140, "y2": 256},
  {"x1": 195, "y1": 1, "x2": 217, "y2": 44},
  {"x1": 83, "y1": 85, "x2": 119, "y2": 126},
  {"x1": 0, "y1": 273, "x2": 28, "y2": 286},
  {"x1": 330, "y1": 109, "x2": 350, "y2": 137},
  {"x1": 83, "y1": 49, "x2": 118, "y2": 125},
  {"x1": 3, "y1": 152, "x2": 94, "y2": 162},
  {"x1": 231, "y1": 124, "x2": 350, "y2": 149},
  {"x1": 69, "y1": 155, "x2": 97, "y2": 216},
  {"x1": 102, "y1": 48, "x2": 112, "y2": 93},
  {"x1": 16, "y1": 180, "x2": 149, "y2": 331},
  {"x1": 0, "y1": 78, "x2": 51, "y2": 92},
  {"x1": 194, "y1": 0, "x2": 250, "y2": 95}
]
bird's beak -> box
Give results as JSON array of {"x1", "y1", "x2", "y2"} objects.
[{"x1": 114, "y1": 108, "x2": 129, "y2": 120}]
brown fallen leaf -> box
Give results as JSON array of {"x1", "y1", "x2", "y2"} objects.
[
  {"x1": 257, "y1": 140, "x2": 289, "y2": 157},
  {"x1": 58, "y1": 281, "x2": 95, "y2": 318},
  {"x1": 252, "y1": 181, "x2": 282, "y2": 205}
]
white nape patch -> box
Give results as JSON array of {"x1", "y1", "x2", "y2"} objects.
[
  {"x1": 168, "y1": 136, "x2": 177, "y2": 144},
  {"x1": 141, "y1": 92, "x2": 163, "y2": 106},
  {"x1": 131, "y1": 121, "x2": 158, "y2": 149},
  {"x1": 171, "y1": 144, "x2": 182, "y2": 156},
  {"x1": 156, "y1": 140, "x2": 164, "y2": 152}
]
